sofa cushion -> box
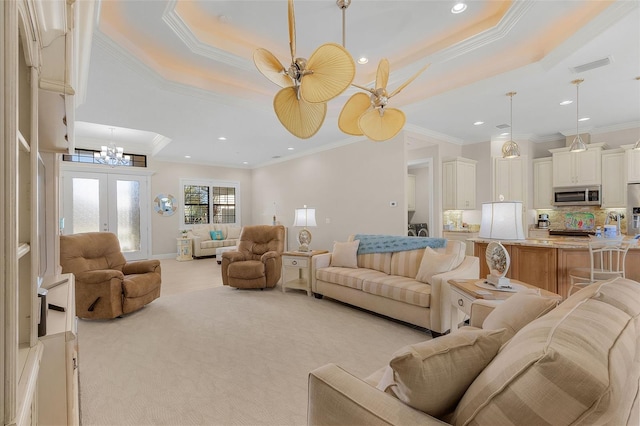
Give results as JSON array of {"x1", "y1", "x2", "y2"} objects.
[
  {"x1": 315, "y1": 267, "x2": 387, "y2": 291},
  {"x1": 453, "y1": 277, "x2": 640, "y2": 426},
  {"x1": 442, "y1": 240, "x2": 466, "y2": 268},
  {"x1": 415, "y1": 247, "x2": 459, "y2": 284},
  {"x1": 201, "y1": 239, "x2": 231, "y2": 249},
  {"x1": 362, "y1": 276, "x2": 431, "y2": 308},
  {"x1": 192, "y1": 225, "x2": 212, "y2": 241},
  {"x1": 390, "y1": 249, "x2": 425, "y2": 279},
  {"x1": 356, "y1": 252, "x2": 392, "y2": 274},
  {"x1": 227, "y1": 226, "x2": 242, "y2": 239},
  {"x1": 376, "y1": 328, "x2": 507, "y2": 418},
  {"x1": 482, "y1": 292, "x2": 559, "y2": 341},
  {"x1": 330, "y1": 240, "x2": 360, "y2": 268}
]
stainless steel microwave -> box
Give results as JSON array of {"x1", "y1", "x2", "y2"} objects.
[{"x1": 552, "y1": 186, "x2": 601, "y2": 206}]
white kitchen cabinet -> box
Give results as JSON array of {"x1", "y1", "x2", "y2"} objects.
[
  {"x1": 493, "y1": 156, "x2": 526, "y2": 202},
  {"x1": 550, "y1": 144, "x2": 605, "y2": 187},
  {"x1": 533, "y1": 158, "x2": 553, "y2": 209},
  {"x1": 443, "y1": 158, "x2": 476, "y2": 210},
  {"x1": 407, "y1": 174, "x2": 416, "y2": 211},
  {"x1": 601, "y1": 149, "x2": 626, "y2": 208},
  {"x1": 38, "y1": 275, "x2": 80, "y2": 426},
  {"x1": 627, "y1": 147, "x2": 640, "y2": 183}
]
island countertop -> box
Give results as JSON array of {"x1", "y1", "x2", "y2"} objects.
[{"x1": 469, "y1": 237, "x2": 639, "y2": 299}]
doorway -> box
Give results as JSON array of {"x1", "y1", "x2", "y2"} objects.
[
  {"x1": 61, "y1": 169, "x2": 151, "y2": 260},
  {"x1": 408, "y1": 158, "x2": 434, "y2": 239}
]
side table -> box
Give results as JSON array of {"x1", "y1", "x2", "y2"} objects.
[
  {"x1": 448, "y1": 279, "x2": 561, "y2": 332},
  {"x1": 176, "y1": 237, "x2": 193, "y2": 261},
  {"x1": 281, "y1": 250, "x2": 328, "y2": 296}
]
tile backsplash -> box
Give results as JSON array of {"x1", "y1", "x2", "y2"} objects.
[{"x1": 536, "y1": 206, "x2": 627, "y2": 232}]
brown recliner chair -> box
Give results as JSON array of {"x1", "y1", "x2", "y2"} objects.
[
  {"x1": 221, "y1": 225, "x2": 285, "y2": 289},
  {"x1": 60, "y1": 232, "x2": 162, "y2": 319}
]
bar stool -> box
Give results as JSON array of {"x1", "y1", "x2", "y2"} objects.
[{"x1": 568, "y1": 239, "x2": 632, "y2": 296}]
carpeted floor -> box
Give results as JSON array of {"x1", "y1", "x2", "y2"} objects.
[{"x1": 78, "y1": 258, "x2": 431, "y2": 425}]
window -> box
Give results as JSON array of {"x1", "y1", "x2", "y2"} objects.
[
  {"x1": 62, "y1": 148, "x2": 147, "y2": 167},
  {"x1": 181, "y1": 179, "x2": 240, "y2": 226}
]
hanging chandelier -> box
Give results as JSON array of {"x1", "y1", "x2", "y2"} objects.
[
  {"x1": 94, "y1": 128, "x2": 130, "y2": 167},
  {"x1": 502, "y1": 91, "x2": 520, "y2": 158},
  {"x1": 569, "y1": 79, "x2": 587, "y2": 153}
]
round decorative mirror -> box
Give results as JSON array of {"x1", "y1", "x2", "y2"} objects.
[{"x1": 154, "y1": 194, "x2": 177, "y2": 216}]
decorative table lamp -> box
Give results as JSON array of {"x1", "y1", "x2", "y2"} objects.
[
  {"x1": 478, "y1": 201, "x2": 525, "y2": 288},
  {"x1": 292, "y1": 205, "x2": 317, "y2": 252}
]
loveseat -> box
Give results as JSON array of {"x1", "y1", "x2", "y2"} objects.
[
  {"x1": 187, "y1": 224, "x2": 242, "y2": 258},
  {"x1": 311, "y1": 235, "x2": 480, "y2": 336},
  {"x1": 308, "y1": 276, "x2": 640, "y2": 425}
]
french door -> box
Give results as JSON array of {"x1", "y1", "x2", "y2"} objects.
[{"x1": 61, "y1": 170, "x2": 150, "y2": 260}]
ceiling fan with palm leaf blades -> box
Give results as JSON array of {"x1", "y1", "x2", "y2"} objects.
[
  {"x1": 253, "y1": 0, "x2": 356, "y2": 139},
  {"x1": 338, "y1": 59, "x2": 430, "y2": 141}
]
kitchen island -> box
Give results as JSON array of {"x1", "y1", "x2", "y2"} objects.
[{"x1": 471, "y1": 237, "x2": 639, "y2": 299}]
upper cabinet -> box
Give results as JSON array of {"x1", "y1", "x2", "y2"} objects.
[
  {"x1": 443, "y1": 157, "x2": 476, "y2": 210},
  {"x1": 601, "y1": 149, "x2": 626, "y2": 208},
  {"x1": 533, "y1": 157, "x2": 553, "y2": 209},
  {"x1": 550, "y1": 143, "x2": 606, "y2": 187},
  {"x1": 627, "y1": 147, "x2": 640, "y2": 183},
  {"x1": 494, "y1": 156, "x2": 527, "y2": 203},
  {"x1": 407, "y1": 174, "x2": 416, "y2": 211}
]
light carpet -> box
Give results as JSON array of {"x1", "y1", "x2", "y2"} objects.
[{"x1": 78, "y1": 259, "x2": 431, "y2": 425}]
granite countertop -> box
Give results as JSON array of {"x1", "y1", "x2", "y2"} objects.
[
  {"x1": 469, "y1": 236, "x2": 639, "y2": 249},
  {"x1": 443, "y1": 229, "x2": 480, "y2": 233}
]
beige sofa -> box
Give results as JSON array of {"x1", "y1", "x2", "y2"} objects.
[
  {"x1": 187, "y1": 224, "x2": 242, "y2": 258},
  {"x1": 311, "y1": 235, "x2": 480, "y2": 336},
  {"x1": 308, "y1": 276, "x2": 640, "y2": 426}
]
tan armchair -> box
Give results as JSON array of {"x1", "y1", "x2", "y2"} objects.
[
  {"x1": 60, "y1": 232, "x2": 162, "y2": 319},
  {"x1": 221, "y1": 225, "x2": 285, "y2": 289}
]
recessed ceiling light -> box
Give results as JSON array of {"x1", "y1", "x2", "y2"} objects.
[
  {"x1": 559, "y1": 100, "x2": 573, "y2": 106},
  {"x1": 218, "y1": 137, "x2": 227, "y2": 141},
  {"x1": 357, "y1": 57, "x2": 368, "y2": 65},
  {"x1": 451, "y1": 2, "x2": 467, "y2": 14},
  {"x1": 242, "y1": 161, "x2": 248, "y2": 165},
  {"x1": 578, "y1": 117, "x2": 590, "y2": 122},
  {"x1": 287, "y1": 147, "x2": 294, "y2": 151},
  {"x1": 473, "y1": 121, "x2": 484, "y2": 126},
  {"x1": 500, "y1": 132, "x2": 510, "y2": 136},
  {"x1": 185, "y1": 155, "x2": 191, "y2": 159}
]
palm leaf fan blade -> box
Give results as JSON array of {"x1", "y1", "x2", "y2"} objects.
[
  {"x1": 338, "y1": 92, "x2": 370, "y2": 135},
  {"x1": 389, "y1": 64, "x2": 430, "y2": 98},
  {"x1": 253, "y1": 49, "x2": 292, "y2": 88},
  {"x1": 359, "y1": 108, "x2": 406, "y2": 142},
  {"x1": 274, "y1": 87, "x2": 327, "y2": 139},
  {"x1": 302, "y1": 43, "x2": 355, "y2": 103},
  {"x1": 376, "y1": 59, "x2": 390, "y2": 90}
]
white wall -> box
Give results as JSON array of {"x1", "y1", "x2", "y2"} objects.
[
  {"x1": 149, "y1": 159, "x2": 252, "y2": 256},
  {"x1": 251, "y1": 135, "x2": 407, "y2": 252}
]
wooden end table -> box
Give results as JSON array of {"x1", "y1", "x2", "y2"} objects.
[
  {"x1": 281, "y1": 250, "x2": 329, "y2": 296},
  {"x1": 448, "y1": 278, "x2": 561, "y2": 332}
]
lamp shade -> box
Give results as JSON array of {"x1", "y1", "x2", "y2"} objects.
[
  {"x1": 479, "y1": 202, "x2": 525, "y2": 240},
  {"x1": 292, "y1": 207, "x2": 317, "y2": 228}
]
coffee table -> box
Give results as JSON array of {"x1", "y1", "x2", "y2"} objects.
[{"x1": 448, "y1": 278, "x2": 561, "y2": 332}]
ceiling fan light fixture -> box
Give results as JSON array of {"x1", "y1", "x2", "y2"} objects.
[
  {"x1": 451, "y1": 2, "x2": 467, "y2": 13},
  {"x1": 502, "y1": 91, "x2": 520, "y2": 159},
  {"x1": 570, "y1": 79, "x2": 587, "y2": 153}
]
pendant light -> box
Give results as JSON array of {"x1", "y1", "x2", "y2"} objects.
[
  {"x1": 569, "y1": 79, "x2": 587, "y2": 153},
  {"x1": 502, "y1": 92, "x2": 520, "y2": 158}
]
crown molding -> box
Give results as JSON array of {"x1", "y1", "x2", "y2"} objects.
[
  {"x1": 161, "y1": 0, "x2": 254, "y2": 73},
  {"x1": 403, "y1": 123, "x2": 464, "y2": 145}
]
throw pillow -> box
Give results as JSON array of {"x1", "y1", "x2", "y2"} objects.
[
  {"x1": 482, "y1": 292, "x2": 559, "y2": 341},
  {"x1": 376, "y1": 328, "x2": 507, "y2": 418},
  {"x1": 415, "y1": 247, "x2": 458, "y2": 284},
  {"x1": 209, "y1": 230, "x2": 224, "y2": 240},
  {"x1": 329, "y1": 240, "x2": 360, "y2": 268}
]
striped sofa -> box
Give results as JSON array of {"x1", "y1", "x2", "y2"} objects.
[
  {"x1": 311, "y1": 237, "x2": 479, "y2": 335},
  {"x1": 187, "y1": 224, "x2": 242, "y2": 258},
  {"x1": 308, "y1": 276, "x2": 640, "y2": 426}
]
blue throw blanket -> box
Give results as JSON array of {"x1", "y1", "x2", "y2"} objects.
[{"x1": 354, "y1": 234, "x2": 446, "y2": 254}]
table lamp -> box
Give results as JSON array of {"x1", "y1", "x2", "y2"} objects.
[
  {"x1": 479, "y1": 201, "x2": 525, "y2": 288},
  {"x1": 292, "y1": 205, "x2": 317, "y2": 252}
]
